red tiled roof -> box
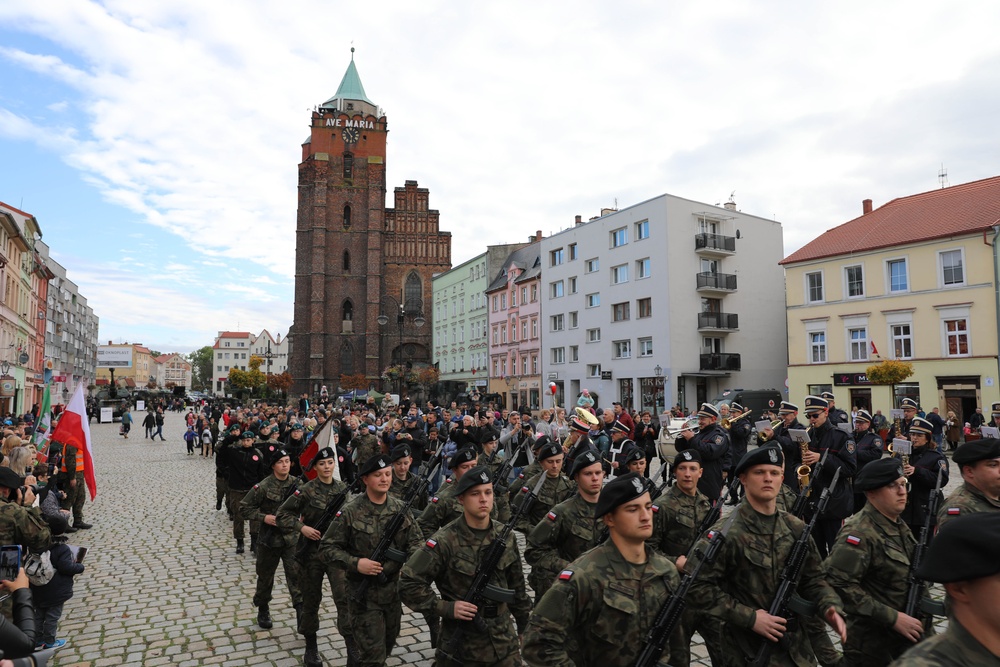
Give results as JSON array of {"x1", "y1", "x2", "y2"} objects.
[
  {"x1": 781, "y1": 175, "x2": 1000, "y2": 265},
  {"x1": 133, "y1": 345, "x2": 152, "y2": 355},
  {"x1": 0, "y1": 201, "x2": 34, "y2": 219},
  {"x1": 213, "y1": 332, "x2": 254, "y2": 349}
]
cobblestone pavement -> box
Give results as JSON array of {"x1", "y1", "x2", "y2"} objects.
[{"x1": 53, "y1": 411, "x2": 960, "y2": 667}]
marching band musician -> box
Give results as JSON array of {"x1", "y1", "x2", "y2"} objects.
[
  {"x1": 851, "y1": 409, "x2": 886, "y2": 514},
  {"x1": 821, "y1": 391, "x2": 850, "y2": 426},
  {"x1": 801, "y1": 395, "x2": 857, "y2": 558},
  {"x1": 675, "y1": 403, "x2": 731, "y2": 502},
  {"x1": 900, "y1": 417, "x2": 949, "y2": 539},
  {"x1": 887, "y1": 398, "x2": 918, "y2": 441},
  {"x1": 760, "y1": 401, "x2": 807, "y2": 491},
  {"x1": 727, "y1": 403, "x2": 753, "y2": 505}
]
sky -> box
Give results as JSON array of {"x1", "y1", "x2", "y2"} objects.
[{"x1": 2, "y1": 1, "x2": 1000, "y2": 355}]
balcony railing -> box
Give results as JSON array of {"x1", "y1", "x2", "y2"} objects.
[
  {"x1": 695, "y1": 232, "x2": 736, "y2": 252},
  {"x1": 696, "y1": 271, "x2": 738, "y2": 291},
  {"x1": 700, "y1": 353, "x2": 741, "y2": 372},
  {"x1": 697, "y1": 312, "x2": 739, "y2": 330}
]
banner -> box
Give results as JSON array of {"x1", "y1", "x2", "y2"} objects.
[{"x1": 32, "y1": 383, "x2": 52, "y2": 453}]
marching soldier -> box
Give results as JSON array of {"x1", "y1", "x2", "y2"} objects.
[
  {"x1": 822, "y1": 391, "x2": 850, "y2": 426},
  {"x1": 727, "y1": 403, "x2": 753, "y2": 504},
  {"x1": 688, "y1": 444, "x2": 847, "y2": 665},
  {"x1": 801, "y1": 395, "x2": 857, "y2": 558},
  {"x1": 507, "y1": 436, "x2": 547, "y2": 501},
  {"x1": 276, "y1": 445, "x2": 357, "y2": 667},
  {"x1": 647, "y1": 449, "x2": 724, "y2": 667},
  {"x1": 215, "y1": 424, "x2": 240, "y2": 516},
  {"x1": 514, "y1": 440, "x2": 575, "y2": 534},
  {"x1": 240, "y1": 448, "x2": 302, "y2": 629},
  {"x1": 622, "y1": 445, "x2": 647, "y2": 476},
  {"x1": 890, "y1": 512, "x2": 1000, "y2": 665},
  {"x1": 675, "y1": 403, "x2": 731, "y2": 501},
  {"x1": 476, "y1": 434, "x2": 512, "y2": 523},
  {"x1": 826, "y1": 458, "x2": 923, "y2": 666},
  {"x1": 282, "y1": 423, "x2": 307, "y2": 476},
  {"x1": 400, "y1": 466, "x2": 531, "y2": 666},
  {"x1": 387, "y1": 444, "x2": 429, "y2": 514},
  {"x1": 937, "y1": 438, "x2": 1000, "y2": 527},
  {"x1": 761, "y1": 401, "x2": 806, "y2": 490},
  {"x1": 418, "y1": 446, "x2": 483, "y2": 538},
  {"x1": 323, "y1": 454, "x2": 424, "y2": 667},
  {"x1": 852, "y1": 409, "x2": 886, "y2": 514},
  {"x1": 226, "y1": 431, "x2": 267, "y2": 554},
  {"x1": 901, "y1": 417, "x2": 949, "y2": 538},
  {"x1": 522, "y1": 472, "x2": 682, "y2": 666},
  {"x1": 887, "y1": 398, "x2": 918, "y2": 441},
  {"x1": 524, "y1": 449, "x2": 604, "y2": 604}
]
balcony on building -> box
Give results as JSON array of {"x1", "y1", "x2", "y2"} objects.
[
  {"x1": 699, "y1": 353, "x2": 741, "y2": 372},
  {"x1": 697, "y1": 312, "x2": 739, "y2": 332},
  {"x1": 696, "y1": 271, "x2": 737, "y2": 293},
  {"x1": 695, "y1": 232, "x2": 736, "y2": 257}
]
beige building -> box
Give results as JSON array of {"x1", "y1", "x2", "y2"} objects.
[
  {"x1": 154, "y1": 353, "x2": 193, "y2": 390},
  {"x1": 96, "y1": 343, "x2": 155, "y2": 389},
  {"x1": 781, "y1": 176, "x2": 1000, "y2": 423}
]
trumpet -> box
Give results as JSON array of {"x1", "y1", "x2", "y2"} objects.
[
  {"x1": 721, "y1": 409, "x2": 752, "y2": 430},
  {"x1": 664, "y1": 418, "x2": 701, "y2": 438},
  {"x1": 757, "y1": 419, "x2": 784, "y2": 442}
]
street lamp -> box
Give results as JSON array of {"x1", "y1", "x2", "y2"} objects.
[
  {"x1": 264, "y1": 340, "x2": 274, "y2": 378},
  {"x1": 377, "y1": 294, "x2": 425, "y2": 395}
]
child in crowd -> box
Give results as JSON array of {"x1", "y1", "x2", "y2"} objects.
[
  {"x1": 183, "y1": 425, "x2": 197, "y2": 455},
  {"x1": 32, "y1": 514, "x2": 84, "y2": 650},
  {"x1": 201, "y1": 426, "x2": 213, "y2": 457}
]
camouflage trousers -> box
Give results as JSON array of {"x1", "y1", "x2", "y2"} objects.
[
  {"x1": 60, "y1": 472, "x2": 87, "y2": 523},
  {"x1": 434, "y1": 653, "x2": 521, "y2": 667},
  {"x1": 228, "y1": 489, "x2": 259, "y2": 540},
  {"x1": 298, "y1": 554, "x2": 351, "y2": 639},
  {"x1": 668, "y1": 608, "x2": 725, "y2": 667},
  {"x1": 348, "y1": 593, "x2": 402, "y2": 667},
  {"x1": 253, "y1": 542, "x2": 302, "y2": 609}
]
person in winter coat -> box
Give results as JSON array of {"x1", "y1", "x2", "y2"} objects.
[
  {"x1": 31, "y1": 514, "x2": 84, "y2": 650},
  {"x1": 142, "y1": 411, "x2": 156, "y2": 439}
]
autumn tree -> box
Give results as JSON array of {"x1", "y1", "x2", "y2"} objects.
[{"x1": 340, "y1": 373, "x2": 369, "y2": 392}]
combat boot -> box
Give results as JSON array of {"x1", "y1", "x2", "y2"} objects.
[
  {"x1": 257, "y1": 605, "x2": 273, "y2": 629},
  {"x1": 344, "y1": 636, "x2": 360, "y2": 667},
  {"x1": 236, "y1": 539, "x2": 245, "y2": 554},
  {"x1": 303, "y1": 634, "x2": 322, "y2": 667}
]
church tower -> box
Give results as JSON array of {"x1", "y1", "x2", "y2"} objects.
[{"x1": 289, "y1": 50, "x2": 451, "y2": 396}]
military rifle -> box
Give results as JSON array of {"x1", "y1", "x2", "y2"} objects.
[
  {"x1": 789, "y1": 449, "x2": 830, "y2": 519},
  {"x1": 634, "y1": 509, "x2": 740, "y2": 667},
  {"x1": 747, "y1": 468, "x2": 842, "y2": 667},
  {"x1": 491, "y1": 437, "x2": 527, "y2": 493},
  {"x1": 352, "y1": 458, "x2": 442, "y2": 602},
  {"x1": 294, "y1": 478, "x2": 362, "y2": 562},
  {"x1": 648, "y1": 461, "x2": 671, "y2": 503},
  {"x1": 904, "y1": 466, "x2": 946, "y2": 620},
  {"x1": 443, "y1": 473, "x2": 547, "y2": 657},
  {"x1": 681, "y1": 478, "x2": 738, "y2": 555}
]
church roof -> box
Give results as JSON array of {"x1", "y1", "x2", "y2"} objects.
[{"x1": 321, "y1": 49, "x2": 373, "y2": 108}]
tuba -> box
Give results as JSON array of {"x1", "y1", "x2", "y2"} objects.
[{"x1": 574, "y1": 407, "x2": 600, "y2": 428}]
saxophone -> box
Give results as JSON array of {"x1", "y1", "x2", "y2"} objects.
[
  {"x1": 888, "y1": 414, "x2": 902, "y2": 455},
  {"x1": 796, "y1": 440, "x2": 811, "y2": 490}
]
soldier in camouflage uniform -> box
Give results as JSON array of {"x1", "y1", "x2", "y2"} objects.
[
  {"x1": 418, "y1": 447, "x2": 487, "y2": 537},
  {"x1": 646, "y1": 449, "x2": 724, "y2": 667},
  {"x1": 514, "y1": 440, "x2": 575, "y2": 534},
  {"x1": 688, "y1": 444, "x2": 847, "y2": 667},
  {"x1": 323, "y1": 454, "x2": 424, "y2": 667},
  {"x1": 825, "y1": 457, "x2": 924, "y2": 666},
  {"x1": 508, "y1": 434, "x2": 545, "y2": 502},
  {"x1": 477, "y1": 434, "x2": 512, "y2": 524},
  {"x1": 890, "y1": 512, "x2": 1000, "y2": 666},
  {"x1": 524, "y1": 449, "x2": 604, "y2": 604},
  {"x1": 240, "y1": 448, "x2": 303, "y2": 630},
  {"x1": 387, "y1": 444, "x2": 428, "y2": 514},
  {"x1": 352, "y1": 425, "x2": 381, "y2": 471},
  {"x1": 276, "y1": 445, "x2": 357, "y2": 667},
  {"x1": 400, "y1": 465, "x2": 531, "y2": 667},
  {"x1": 522, "y1": 472, "x2": 682, "y2": 666},
  {"x1": 936, "y1": 438, "x2": 1000, "y2": 527}
]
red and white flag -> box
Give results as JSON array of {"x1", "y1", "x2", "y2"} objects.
[
  {"x1": 871, "y1": 341, "x2": 880, "y2": 357},
  {"x1": 48, "y1": 383, "x2": 97, "y2": 500}
]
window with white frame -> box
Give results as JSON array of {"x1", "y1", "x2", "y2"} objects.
[
  {"x1": 613, "y1": 340, "x2": 631, "y2": 359},
  {"x1": 636, "y1": 258, "x2": 650, "y2": 279},
  {"x1": 521, "y1": 356, "x2": 528, "y2": 374},
  {"x1": 585, "y1": 258, "x2": 599, "y2": 273},
  {"x1": 511, "y1": 290, "x2": 516, "y2": 307},
  {"x1": 550, "y1": 281, "x2": 564, "y2": 298},
  {"x1": 492, "y1": 327, "x2": 498, "y2": 345},
  {"x1": 845, "y1": 265, "x2": 864, "y2": 298},
  {"x1": 940, "y1": 250, "x2": 965, "y2": 286},
  {"x1": 493, "y1": 359, "x2": 499, "y2": 376},
  {"x1": 586, "y1": 293, "x2": 601, "y2": 308},
  {"x1": 635, "y1": 220, "x2": 649, "y2": 240},
  {"x1": 848, "y1": 327, "x2": 869, "y2": 361},
  {"x1": 501, "y1": 293, "x2": 507, "y2": 309},
  {"x1": 568, "y1": 276, "x2": 578, "y2": 294},
  {"x1": 569, "y1": 345, "x2": 579, "y2": 362},
  {"x1": 531, "y1": 318, "x2": 538, "y2": 338},
  {"x1": 809, "y1": 331, "x2": 827, "y2": 363},
  {"x1": 587, "y1": 328, "x2": 601, "y2": 342},
  {"x1": 806, "y1": 271, "x2": 824, "y2": 303},
  {"x1": 638, "y1": 337, "x2": 653, "y2": 357},
  {"x1": 891, "y1": 323, "x2": 913, "y2": 359},
  {"x1": 587, "y1": 363, "x2": 602, "y2": 377},
  {"x1": 569, "y1": 311, "x2": 578, "y2": 328},
  {"x1": 944, "y1": 318, "x2": 970, "y2": 356},
  {"x1": 521, "y1": 320, "x2": 528, "y2": 340},
  {"x1": 612, "y1": 264, "x2": 628, "y2": 284},
  {"x1": 532, "y1": 356, "x2": 538, "y2": 374},
  {"x1": 550, "y1": 248, "x2": 564, "y2": 266},
  {"x1": 531, "y1": 284, "x2": 537, "y2": 301},
  {"x1": 521, "y1": 287, "x2": 527, "y2": 304},
  {"x1": 501, "y1": 325, "x2": 507, "y2": 343},
  {"x1": 887, "y1": 258, "x2": 908, "y2": 293},
  {"x1": 611, "y1": 227, "x2": 628, "y2": 248}
]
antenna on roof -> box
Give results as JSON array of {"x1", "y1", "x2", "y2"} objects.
[{"x1": 938, "y1": 164, "x2": 949, "y2": 189}]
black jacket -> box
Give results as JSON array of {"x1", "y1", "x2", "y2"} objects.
[
  {"x1": 31, "y1": 539, "x2": 84, "y2": 608},
  {"x1": 0, "y1": 587, "x2": 37, "y2": 658},
  {"x1": 901, "y1": 446, "x2": 949, "y2": 529},
  {"x1": 675, "y1": 423, "x2": 730, "y2": 501},
  {"x1": 225, "y1": 444, "x2": 267, "y2": 491},
  {"x1": 803, "y1": 420, "x2": 857, "y2": 520}
]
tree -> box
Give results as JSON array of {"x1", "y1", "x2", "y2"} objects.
[
  {"x1": 248, "y1": 354, "x2": 264, "y2": 372},
  {"x1": 148, "y1": 350, "x2": 162, "y2": 359},
  {"x1": 340, "y1": 373, "x2": 369, "y2": 392},
  {"x1": 267, "y1": 371, "x2": 293, "y2": 400},
  {"x1": 187, "y1": 346, "x2": 214, "y2": 389}
]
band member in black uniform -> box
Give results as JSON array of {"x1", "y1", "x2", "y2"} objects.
[
  {"x1": 727, "y1": 402, "x2": 753, "y2": 505},
  {"x1": 761, "y1": 401, "x2": 806, "y2": 491},
  {"x1": 900, "y1": 416, "x2": 949, "y2": 539},
  {"x1": 821, "y1": 391, "x2": 850, "y2": 426},
  {"x1": 851, "y1": 408, "x2": 885, "y2": 514},
  {"x1": 887, "y1": 397, "x2": 918, "y2": 441},
  {"x1": 989, "y1": 401, "x2": 1000, "y2": 428},
  {"x1": 801, "y1": 395, "x2": 857, "y2": 558},
  {"x1": 675, "y1": 402, "x2": 731, "y2": 502}
]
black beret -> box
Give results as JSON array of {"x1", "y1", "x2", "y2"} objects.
[
  {"x1": 916, "y1": 513, "x2": 1000, "y2": 582},
  {"x1": 0, "y1": 467, "x2": 22, "y2": 489},
  {"x1": 953, "y1": 438, "x2": 1000, "y2": 467},
  {"x1": 532, "y1": 434, "x2": 550, "y2": 450},
  {"x1": 450, "y1": 447, "x2": 477, "y2": 467},
  {"x1": 735, "y1": 444, "x2": 783, "y2": 476},
  {"x1": 675, "y1": 449, "x2": 702, "y2": 466},
  {"x1": 595, "y1": 472, "x2": 649, "y2": 519},
  {"x1": 623, "y1": 447, "x2": 645, "y2": 465},
  {"x1": 453, "y1": 465, "x2": 494, "y2": 495},
  {"x1": 570, "y1": 449, "x2": 602, "y2": 477},
  {"x1": 537, "y1": 442, "x2": 563, "y2": 461},
  {"x1": 803, "y1": 395, "x2": 828, "y2": 414},
  {"x1": 269, "y1": 448, "x2": 290, "y2": 468},
  {"x1": 359, "y1": 454, "x2": 390, "y2": 477},
  {"x1": 313, "y1": 446, "x2": 336, "y2": 463},
  {"x1": 854, "y1": 458, "x2": 904, "y2": 492},
  {"x1": 389, "y1": 444, "x2": 412, "y2": 462}
]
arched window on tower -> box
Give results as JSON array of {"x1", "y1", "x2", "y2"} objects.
[
  {"x1": 340, "y1": 341, "x2": 354, "y2": 374},
  {"x1": 404, "y1": 271, "x2": 422, "y2": 310},
  {"x1": 343, "y1": 204, "x2": 352, "y2": 227},
  {"x1": 343, "y1": 152, "x2": 353, "y2": 180},
  {"x1": 343, "y1": 249, "x2": 351, "y2": 272},
  {"x1": 342, "y1": 299, "x2": 353, "y2": 333}
]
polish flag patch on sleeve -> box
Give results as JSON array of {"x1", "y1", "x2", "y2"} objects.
[
  {"x1": 559, "y1": 570, "x2": 573, "y2": 580},
  {"x1": 426, "y1": 539, "x2": 437, "y2": 549},
  {"x1": 547, "y1": 511, "x2": 557, "y2": 521},
  {"x1": 431, "y1": 496, "x2": 440, "y2": 504},
  {"x1": 845, "y1": 535, "x2": 862, "y2": 546},
  {"x1": 335, "y1": 510, "x2": 343, "y2": 518},
  {"x1": 947, "y1": 507, "x2": 961, "y2": 515}
]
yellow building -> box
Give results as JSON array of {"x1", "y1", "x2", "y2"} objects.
[
  {"x1": 781, "y1": 176, "x2": 1000, "y2": 424},
  {"x1": 96, "y1": 343, "x2": 155, "y2": 389}
]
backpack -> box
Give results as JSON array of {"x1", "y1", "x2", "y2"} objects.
[{"x1": 25, "y1": 550, "x2": 56, "y2": 586}]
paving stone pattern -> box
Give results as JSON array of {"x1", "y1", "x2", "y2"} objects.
[{"x1": 54, "y1": 411, "x2": 958, "y2": 666}]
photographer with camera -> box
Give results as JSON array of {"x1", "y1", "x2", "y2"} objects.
[{"x1": 0, "y1": 468, "x2": 50, "y2": 560}]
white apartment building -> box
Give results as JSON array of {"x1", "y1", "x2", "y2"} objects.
[
  {"x1": 251, "y1": 329, "x2": 289, "y2": 376},
  {"x1": 540, "y1": 195, "x2": 787, "y2": 415},
  {"x1": 212, "y1": 331, "x2": 254, "y2": 395}
]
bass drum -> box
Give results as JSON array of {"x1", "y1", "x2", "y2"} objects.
[{"x1": 656, "y1": 414, "x2": 679, "y2": 463}]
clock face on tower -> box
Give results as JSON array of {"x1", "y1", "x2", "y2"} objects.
[{"x1": 342, "y1": 127, "x2": 360, "y2": 144}]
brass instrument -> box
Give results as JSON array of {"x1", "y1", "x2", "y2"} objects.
[
  {"x1": 664, "y1": 418, "x2": 701, "y2": 439},
  {"x1": 757, "y1": 419, "x2": 784, "y2": 443},
  {"x1": 574, "y1": 406, "x2": 600, "y2": 428},
  {"x1": 721, "y1": 409, "x2": 752, "y2": 430},
  {"x1": 796, "y1": 441, "x2": 812, "y2": 490}
]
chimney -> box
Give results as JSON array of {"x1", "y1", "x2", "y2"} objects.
[
  {"x1": 574, "y1": 215, "x2": 582, "y2": 225},
  {"x1": 862, "y1": 199, "x2": 873, "y2": 215},
  {"x1": 535, "y1": 230, "x2": 543, "y2": 241},
  {"x1": 723, "y1": 201, "x2": 737, "y2": 211},
  {"x1": 108, "y1": 341, "x2": 112, "y2": 345}
]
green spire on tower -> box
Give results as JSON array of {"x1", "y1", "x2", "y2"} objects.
[{"x1": 323, "y1": 47, "x2": 373, "y2": 107}]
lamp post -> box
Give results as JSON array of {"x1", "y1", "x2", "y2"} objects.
[
  {"x1": 264, "y1": 340, "x2": 274, "y2": 398},
  {"x1": 654, "y1": 364, "x2": 664, "y2": 415},
  {"x1": 377, "y1": 295, "x2": 425, "y2": 396}
]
